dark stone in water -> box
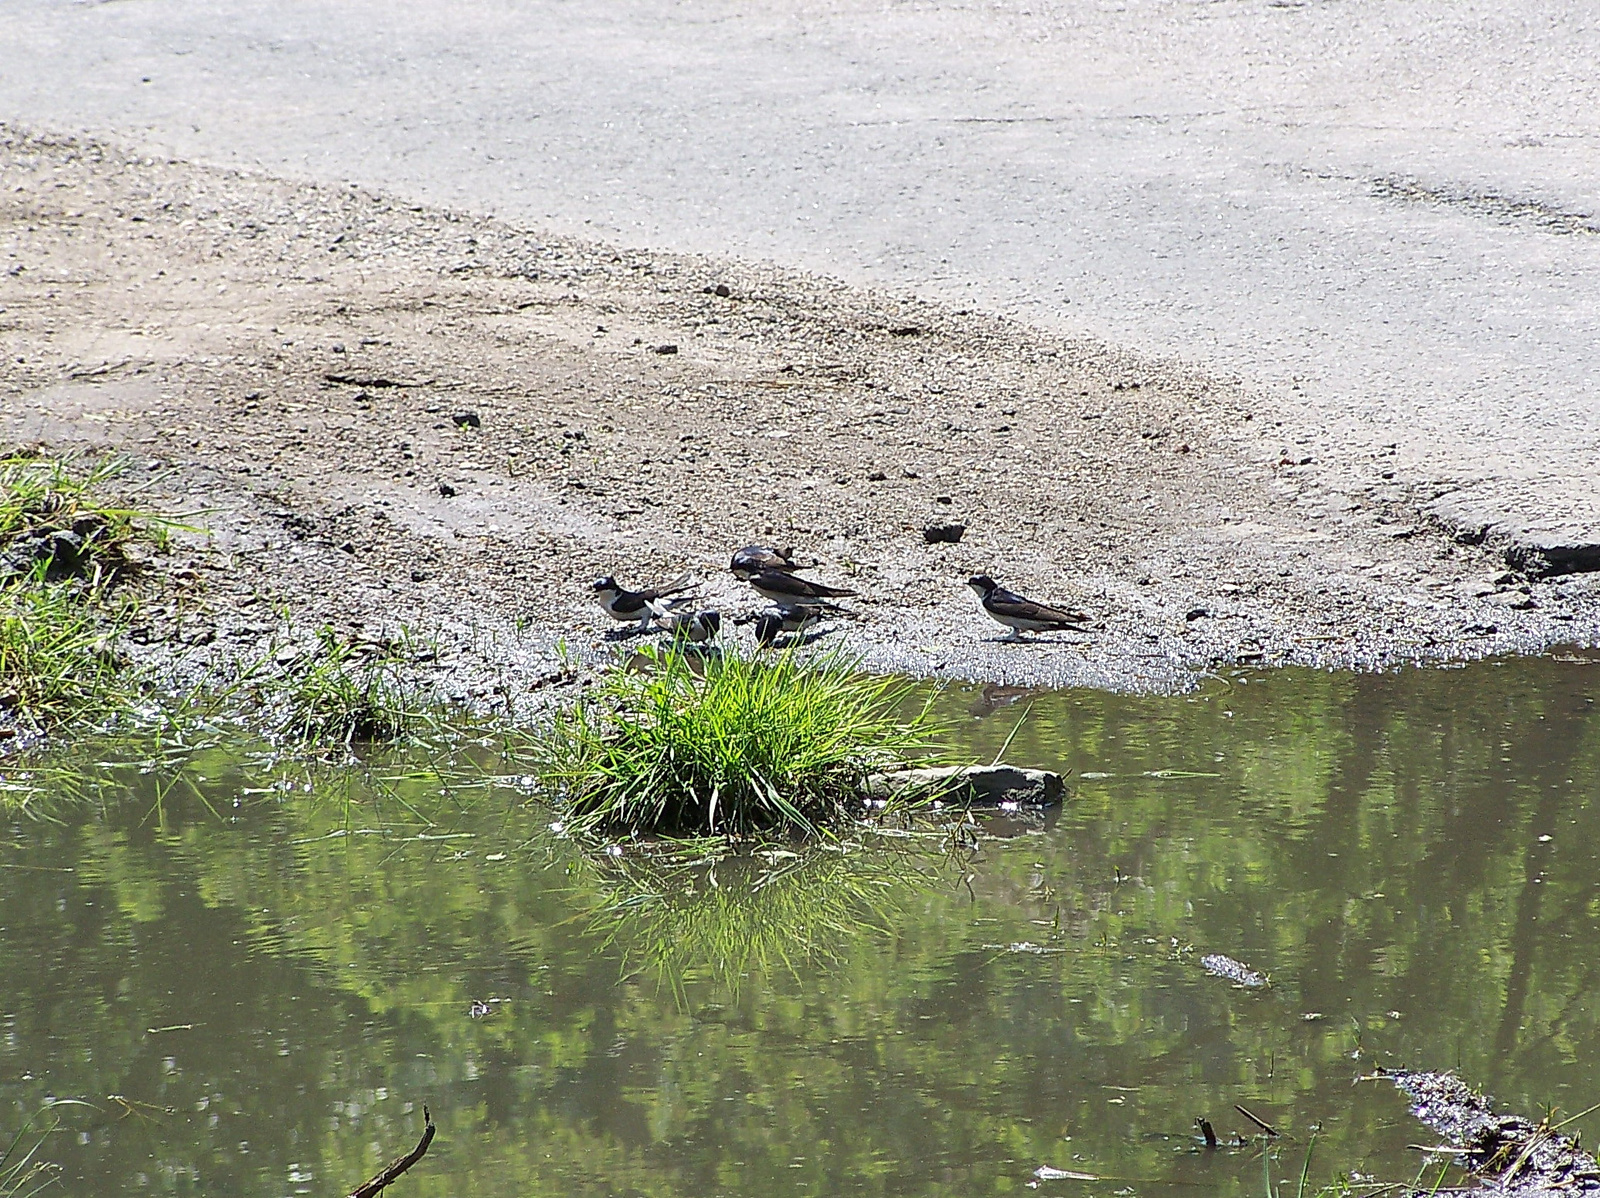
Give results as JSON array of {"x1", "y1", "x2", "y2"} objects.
[
  {"x1": 868, "y1": 764, "x2": 1065, "y2": 806},
  {"x1": 1200, "y1": 953, "x2": 1268, "y2": 988}
]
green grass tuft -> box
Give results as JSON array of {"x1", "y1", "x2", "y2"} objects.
[
  {"x1": 538, "y1": 642, "x2": 937, "y2": 836},
  {"x1": 0, "y1": 452, "x2": 186, "y2": 733},
  {"x1": 1, "y1": 1101, "x2": 95, "y2": 1197},
  {"x1": 0, "y1": 579, "x2": 134, "y2": 729},
  {"x1": 0, "y1": 452, "x2": 174, "y2": 586},
  {"x1": 262, "y1": 628, "x2": 416, "y2": 747}
]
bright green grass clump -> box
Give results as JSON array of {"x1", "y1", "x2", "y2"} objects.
[
  {"x1": 539, "y1": 643, "x2": 936, "y2": 836},
  {"x1": 0, "y1": 453, "x2": 169, "y2": 584},
  {"x1": 0, "y1": 453, "x2": 175, "y2": 731},
  {"x1": 0, "y1": 581, "x2": 133, "y2": 726}
]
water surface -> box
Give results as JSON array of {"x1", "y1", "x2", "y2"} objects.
[{"x1": 2, "y1": 653, "x2": 1597, "y2": 1196}]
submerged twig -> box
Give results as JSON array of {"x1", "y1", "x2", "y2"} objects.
[
  {"x1": 348, "y1": 1106, "x2": 435, "y2": 1198},
  {"x1": 1235, "y1": 1103, "x2": 1280, "y2": 1137}
]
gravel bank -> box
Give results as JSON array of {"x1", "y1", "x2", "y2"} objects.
[{"x1": 4, "y1": 126, "x2": 1598, "y2": 700}]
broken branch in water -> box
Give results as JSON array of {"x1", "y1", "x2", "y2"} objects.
[
  {"x1": 348, "y1": 1106, "x2": 435, "y2": 1198},
  {"x1": 1234, "y1": 1103, "x2": 1280, "y2": 1137},
  {"x1": 1198, "y1": 1118, "x2": 1219, "y2": 1149}
]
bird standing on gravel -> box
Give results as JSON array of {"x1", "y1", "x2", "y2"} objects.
[
  {"x1": 745, "y1": 568, "x2": 856, "y2": 611},
  {"x1": 752, "y1": 606, "x2": 825, "y2": 647},
  {"x1": 966, "y1": 574, "x2": 1091, "y2": 641},
  {"x1": 730, "y1": 544, "x2": 807, "y2": 579},
  {"x1": 593, "y1": 573, "x2": 695, "y2": 631},
  {"x1": 652, "y1": 606, "x2": 722, "y2": 643}
]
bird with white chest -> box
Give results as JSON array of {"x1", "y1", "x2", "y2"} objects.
[
  {"x1": 592, "y1": 573, "x2": 695, "y2": 632},
  {"x1": 966, "y1": 574, "x2": 1092, "y2": 641}
]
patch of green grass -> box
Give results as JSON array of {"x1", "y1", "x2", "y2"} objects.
[
  {"x1": 0, "y1": 452, "x2": 188, "y2": 734},
  {"x1": 0, "y1": 452, "x2": 174, "y2": 585},
  {"x1": 0, "y1": 578, "x2": 134, "y2": 730},
  {"x1": 260, "y1": 627, "x2": 417, "y2": 747},
  {"x1": 538, "y1": 642, "x2": 937, "y2": 836}
]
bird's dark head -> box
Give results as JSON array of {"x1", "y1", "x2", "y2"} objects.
[
  {"x1": 967, "y1": 574, "x2": 997, "y2": 597},
  {"x1": 592, "y1": 575, "x2": 618, "y2": 593},
  {"x1": 700, "y1": 610, "x2": 722, "y2": 637},
  {"x1": 753, "y1": 611, "x2": 783, "y2": 647}
]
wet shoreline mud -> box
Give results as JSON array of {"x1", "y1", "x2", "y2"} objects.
[
  {"x1": 5, "y1": 124, "x2": 1600, "y2": 698},
  {"x1": 1387, "y1": 1070, "x2": 1600, "y2": 1198}
]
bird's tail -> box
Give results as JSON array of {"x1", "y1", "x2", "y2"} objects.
[{"x1": 646, "y1": 595, "x2": 697, "y2": 619}]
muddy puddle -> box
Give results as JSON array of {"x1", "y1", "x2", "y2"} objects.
[{"x1": 2, "y1": 653, "x2": 1597, "y2": 1196}]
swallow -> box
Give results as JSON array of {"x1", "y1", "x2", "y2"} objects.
[
  {"x1": 752, "y1": 606, "x2": 824, "y2": 647},
  {"x1": 966, "y1": 574, "x2": 1091, "y2": 641},
  {"x1": 730, "y1": 544, "x2": 810, "y2": 579},
  {"x1": 652, "y1": 606, "x2": 722, "y2": 643},
  {"x1": 593, "y1": 573, "x2": 695, "y2": 630},
  {"x1": 745, "y1": 568, "x2": 856, "y2": 610}
]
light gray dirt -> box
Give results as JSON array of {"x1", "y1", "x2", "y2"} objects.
[
  {"x1": 3, "y1": 0, "x2": 1599, "y2": 562},
  {"x1": 3, "y1": 128, "x2": 1597, "y2": 700}
]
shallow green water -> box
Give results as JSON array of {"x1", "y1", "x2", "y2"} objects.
[{"x1": 2, "y1": 653, "x2": 1598, "y2": 1197}]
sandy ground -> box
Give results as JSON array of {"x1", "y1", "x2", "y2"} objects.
[
  {"x1": 4, "y1": 126, "x2": 1598, "y2": 699},
  {"x1": 5, "y1": 0, "x2": 1600, "y2": 557}
]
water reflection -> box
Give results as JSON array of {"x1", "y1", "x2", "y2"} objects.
[
  {"x1": 0, "y1": 655, "x2": 1594, "y2": 1197},
  {"x1": 578, "y1": 839, "x2": 936, "y2": 999}
]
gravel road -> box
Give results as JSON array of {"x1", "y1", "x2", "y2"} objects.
[
  {"x1": 4, "y1": 129, "x2": 1597, "y2": 697},
  {"x1": 3, "y1": 0, "x2": 1599, "y2": 568}
]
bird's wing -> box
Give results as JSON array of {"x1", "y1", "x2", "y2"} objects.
[
  {"x1": 795, "y1": 577, "x2": 856, "y2": 598},
  {"x1": 641, "y1": 572, "x2": 695, "y2": 600},
  {"x1": 990, "y1": 590, "x2": 1090, "y2": 624},
  {"x1": 752, "y1": 572, "x2": 811, "y2": 596},
  {"x1": 610, "y1": 590, "x2": 651, "y2": 614}
]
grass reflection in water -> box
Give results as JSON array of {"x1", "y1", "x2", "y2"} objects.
[
  {"x1": 579, "y1": 837, "x2": 942, "y2": 1001},
  {"x1": 0, "y1": 654, "x2": 1596, "y2": 1198}
]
